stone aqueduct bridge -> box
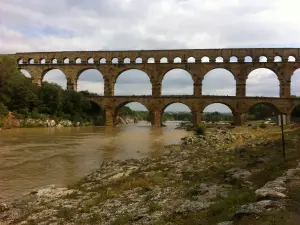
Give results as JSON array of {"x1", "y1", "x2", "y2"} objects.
[{"x1": 12, "y1": 48, "x2": 300, "y2": 127}]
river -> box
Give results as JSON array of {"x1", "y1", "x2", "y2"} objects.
[{"x1": 0, "y1": 121, "x2": 188, "y2": 202}]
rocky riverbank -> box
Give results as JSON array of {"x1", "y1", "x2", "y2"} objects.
[{"x1": 1, "y1": 125, "x2": 300, "y2": 224}]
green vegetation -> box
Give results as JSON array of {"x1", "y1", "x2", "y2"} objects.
[
  {"x1": 0, "y1": 55, "x2": 104, "y2": 127},
  {"x1": 195, "y1": 122, "x2": 206, "y2": 135},
  {"x1": 204, "y1": 111, "x2": 233, "y2": 122}
]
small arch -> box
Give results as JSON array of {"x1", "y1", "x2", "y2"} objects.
[
  {"x1": 274, "y1": 56, "x2": 282, "y2": 62},
  {"x1": 51, "y1": 58, "x2": 57, "y2": 64},
  {"x1": 288, "y1": 56, "x2": 296, "y2": 62},
  {"x1": 202, "y1": 68, "x2": 236, "y2": 96},
  {"x1": 147, "y1": 57, "x2": 155, "y2": 63},
  {"x1": 135, "y1": 57, "x2": 143, "y2": 64},
  {"x1": 203, "y1": 103, "x2": 233, "y2": 124},
  {"x1": 187, "y1": 57, "x2": 195, "y2": 63},
  {"x1": 112, "y1": 58, "x2": 118, "y2": 64},
  {"x1": 259, "y1": 56, "x2": 267, "y2": 63},
  {"x1": 123, "y1": 57, "x2": 131, "y2": 64},
  {"x1": 29, "y1": 58, "x2": 35, "y2": 64},
  {"x1": 216, "y1": 57, "x2": 224, "y2": 63},
  {"x1": 40, "y1": 58, "x2": 46, "y2": 64},
  {"x1": 100, "y1": 58, "x2": 107, "y2": 64},
  {"x1": 162, "y1": 69, "x2": 193, "y2": 95},
  {"x1": 75, "y1": 58, "x2": 82, "y2": 64},
  {"x1": 64, "y1": 58, "x2": 70, "y2": 64},
  {"x1": 247, "y1": 102, "x2": 279, "y2": 122},
  {"x1": 244, "y1": 56, "x2": 253, "y2": 62},
  {"x1": 19, "y1": 69, "x2": 31, "y2": 78},
  {"x1": 42, "y1": 69, "x2": 67, "y2": 89},
  {"x1": 174, "y1": 57, "x2": 182, "y2": 63},
  {"x1": 201, "y1": 56, "x2": 210, "y2": 63},
  {"x1": 18, "y1": 59, "x2": 23, "y2": 64},
  {"x1": 160, "y1": 57, "x2": 168, "y2": 63},
  {"x1": 88, "y1": 58, "x2": 94, "y2": 64},
  {"x1": 246, "y1": 68, "x2": 279, "y2": 97},
  {"x1": 230, "y1": 56, "x2": 238, "y2": 63}
]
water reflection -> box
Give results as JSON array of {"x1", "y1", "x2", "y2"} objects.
[{"x1": 0, "y1": 121, "x2": 187, "y2": 202}]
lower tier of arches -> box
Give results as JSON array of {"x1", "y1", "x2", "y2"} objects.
[{"x1": 90, "y1": 96, "x2": 300, "y2": 127}]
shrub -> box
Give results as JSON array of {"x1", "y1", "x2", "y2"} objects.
[
  {"x1": 259, "y1": 123, "x2": 267, "y2": 129},
  {"x1": 0, "y1": 103, "x2": 8, "y2": 116},
  {"x1": 195, "y1": 122, "x2": 206, "y2": 135}
]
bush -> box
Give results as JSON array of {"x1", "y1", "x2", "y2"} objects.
[
  {"x1": 0, "y1": 103, "x2": 8, "y2": 116},
  {"x1": 259, "y1": 123, "x2": 267, "y2": 129},
  {"x1": 195, "y1": 122, "x2": 206, "y2": 135}
]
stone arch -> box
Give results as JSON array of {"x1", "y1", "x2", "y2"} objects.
[
  {"x1": 288, "y1": 56, "x2": 296, "y2": 62},
  {"x1": 147, "y1": 57, "x2": 155, "y2": 63},
  {"x1": 42, "y1": 68, "x2": 67, "y2": 89},
  {"x1": 201, "y1": 56, "x2": 210, "y2": 63},
  {"x1": 291, "y1": 68, "x2": 300, "y2": 96},
  {"x1": 29, "y1": 58, "x2": 35, "y2": 64},
  {"x1": 187, "y1": 57, "x2": 195, "y2": 63},
  {"x1": 162, "y1": 102, "x2": 192, "y2": 125},
  {"x1": 51, "y1": 58, "x2": 57, "y2": 64},
  {"x1": 100, "y1": 58, "x2": 107, "y2": 64},
  {"x1": 114, "y1": 101, "x2": 150, "y2": 125},
  {"x1": 64, "y1": 57, "x2": 70, "y2": 64},
  {"x1": 114, "y1": 69, "x2": 152, "y2": 96},
  {"x1": 135, "y1": 57, "x2": 143, "y2": 64},
  {"x1": 40, "y1": 58, "x2": 46, "y2": 64},
  {"x1": 75, "y1": 58, "x2": 82, "y2": 64},
  {"x1": 174, "y1": 57, "x2": 182, "y2": 63},
  {"x1": 216, "y1": 56, "x2": 224, "y2": 63},
  {"x1": 88, "y1": 57, "x2": 94, "y2": 64},
  {"x1": 77, "y1": 69, "x2": 104, "y2": 95},
  {"x1": 245, "y1": 56, "x2": 253, "y2": 62},
  {"x1": 247, "y1": 102, "x2": 280, "y2": 122},
  {"x1": 123, "y1": 57, "x2": 131, "y2": 64},
  {"x1": 162, "y1": 68, "x2": 194, "y2": 95},
  {"x1": 19, "y1": 69, "x2": 31, "y2": 78},
  {"x1": 202, "y1": 103, "x2": 234, "y2": 123},
  {"x1": 246, "y1": 68, "x2": 279, "y2": 97},
  {"x1": 230, "y1": 56, "x2": 238, "y2": 63},
  {"x1": 274, "y1": 56, "x2": 282, "y2": 62},
  {"x1": 160, "y1": 57, "x2": 168, "y2": 63},
  {"x1": 291, "y1": 103, "x2": 300, "y2": 123},
  {"x1": 112, "y1": 58, "x2": 118, "y2": 64},
  {"x1": 17, "y1": 58, "x2": 23, "y2": 64},
  {"x1": 259, "y1": 56, "x2": 267, "y2": 62},
  {"x1": 202, "y1": 68, "x2": 236, "y2": 96}
]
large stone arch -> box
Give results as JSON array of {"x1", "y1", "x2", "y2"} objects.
[
  {"x1": 77, "y1": 68, "x2": 104, "y2": 95},
  {"x1": 42, "y1": 68, "x2": 67, "y2": 89},
  {"x1": 115, "y1": 68, "x2": 152, "y2": 81},
  {"x1": 291, "y1": 68, "x2": 300, "y2": 97},
  {"x1": 161, "y1": 101, "x2": 192, "y2": 113},
  {"x1": 114, "y1": 69, "x2": 152, "y2": 96},
  {"x1": 246, "y1": 102, "x2": 281, "y2": 114},
  {"x1": 200, "y1": 101, "x2": 236, "y2": 114},
  {"x1": 202, "y1": 68, "x2": 236, "y2": 96},
  {"x1": 161, "y1": 68, "x2": 194, "y2": 95},
  {"x1": 19, "y1": 68, "x2": 32, "y2": 78},
  {"x1": 246, "y1": 68, "x2": 280, "y2": 97}
]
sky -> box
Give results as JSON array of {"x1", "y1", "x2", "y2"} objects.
[{"x1": 2, "y1": 0, "x2": 300, "y2": 113}]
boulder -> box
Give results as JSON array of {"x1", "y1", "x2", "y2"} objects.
[
  {"x1": 235, "y1": 200, "x2": 279, "y2": 217},
  {"x1": 224, "y1": 168, "x2": 251, "y2": 183}
]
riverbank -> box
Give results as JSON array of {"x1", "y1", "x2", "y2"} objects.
[{"x1": 1, "y1": 125, "x2": 300, "y2": 224}]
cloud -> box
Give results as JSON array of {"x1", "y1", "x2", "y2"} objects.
[{"x1": 5, "y1": 0, "x2": 300, "y2": 112}]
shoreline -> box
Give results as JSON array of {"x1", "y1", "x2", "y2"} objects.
[{"x1": 1, "y1": 125, "x2": 300, "y2": 224}]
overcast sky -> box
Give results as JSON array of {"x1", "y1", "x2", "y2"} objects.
[{"x1": 2, "y1": 0, "x2": 300, "y2": 112}]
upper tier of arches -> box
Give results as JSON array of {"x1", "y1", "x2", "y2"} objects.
[{"x1": 15, "y1": 48, "x2": 300, "y2": 65}]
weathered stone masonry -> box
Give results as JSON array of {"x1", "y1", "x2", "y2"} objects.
[{"x1": 11, "y1": 48, "x2": 300, "y2": 127}]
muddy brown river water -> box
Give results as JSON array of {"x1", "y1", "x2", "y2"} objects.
[{"x1": 0, "y1": 121, "x2": 188, "y2": 202}]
